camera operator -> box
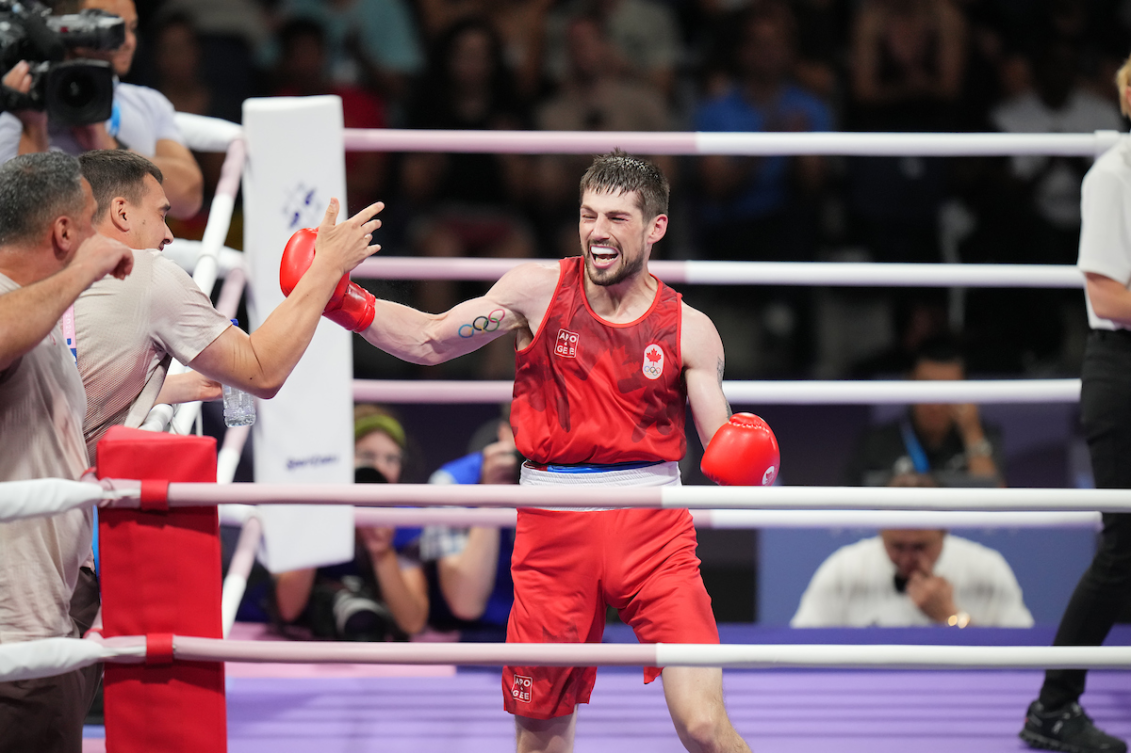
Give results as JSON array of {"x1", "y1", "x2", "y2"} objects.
[{"x1": 0, "y1": 0, "x2": 203, "y2": 219}]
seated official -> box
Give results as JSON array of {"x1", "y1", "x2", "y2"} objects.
[
  {"x1": 791, "y1": 515, "x2": 1034, "y2": 628},
  {"x1": 844, "y1": 337, "x2": 1003, "y2": 488}
]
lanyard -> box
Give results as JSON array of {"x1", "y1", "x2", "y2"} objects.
[
  {"x1": 899, "y1": 419, "x2": 930, "y2": 474},
  {"x1": 108, "y1": 101, "x2": 121, "y2": 138},
  {"x1": 61, "y1": 305, "x2": 77, "y2": 367}
]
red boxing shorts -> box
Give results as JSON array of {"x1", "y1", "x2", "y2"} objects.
[{"x1": 502, "y1": 506, "x2": 719, "y2": 720}]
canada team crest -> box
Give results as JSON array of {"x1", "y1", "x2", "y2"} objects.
[{"x1": 642, "y1": 344, "x2": 664, "y2": 380}]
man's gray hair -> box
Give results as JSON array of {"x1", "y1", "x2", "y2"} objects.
[{"x1": 0, "y1": 152, "x2": 86, "y2": 246}]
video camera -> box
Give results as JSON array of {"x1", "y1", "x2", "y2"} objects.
[{"x1": 0, "y1": 1, "x2": 125, "y2": 126}]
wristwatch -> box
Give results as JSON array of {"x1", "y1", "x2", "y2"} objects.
[
  {"x1": 947, "y1": 611, "x2": 971, "y2": 628},
  {"x1": 964, "y1": 438, "x2": 992, "y2": 460}
]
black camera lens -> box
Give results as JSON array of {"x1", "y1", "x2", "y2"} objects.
[{"x1": 43, "y1": 59, "x2": 112, "y2": 126}]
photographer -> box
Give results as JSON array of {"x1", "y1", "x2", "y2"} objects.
[
  {"x1": 0, "y1": 0, "x2": 203, "y2": 219},
  {"x1": 273, "y1": 407, "x2": 430, "y2": 641}
]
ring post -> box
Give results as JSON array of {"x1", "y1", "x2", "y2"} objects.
[{"x1": 97, "y1": 426, "x2": 226, "y2": 752}]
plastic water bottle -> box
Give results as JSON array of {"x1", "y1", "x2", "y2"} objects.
[{"x1": 222, "y1": 319, "x2": 257, "y2": 427}]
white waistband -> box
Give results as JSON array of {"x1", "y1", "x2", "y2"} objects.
[{"x1": 520, "y1": 461, "x2": 681, "y2": 510}]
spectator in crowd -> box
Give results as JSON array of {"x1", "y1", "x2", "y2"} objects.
[
  {"x1": 791, "y1": 523, "x2": 1035, "y2": 627},
  {"x1": 846, "y1": 0, "x2": 966, "y2": 264},
  {"x1": 151, "y1": 15, "x2": 225, "y2": 121},
  {"x1": 791, "y1": 0, "x2": 853, "y2": 102},
  {"x1": 695, "y1": 0, "x2": 851, "y2": 103},
  {"x1": 0, "y1": 151, "x2": 134, "y2": 753},
  {"x1": 413, "y1": 0, "x2": 553, "y2": 100},
  {"x1": 0, "y1": 0, "x2": 205, "y2": 220},
  {"x1": 532, "y1": 14, "x2": 672, "y2": 258},
  {"x1": 154, "y1": 0, "x2": 272, "y2": 61},
  {"x1": 273, "y1": 0, "x2": 424, "y2": 102},
  {"x1": 693, "y1": 1, "x2": 832, "y2": 375},
  {"x1": 400, "y1": 17, "x2": 535, "y2": 365},
  {"x1": 423, "y1": 414, "x2": 518, "y2": 642},
  {"x1": 960, "y1": 41, "x2": 1125, "y2": 375},
  {"x1": 694, "y1": 1, "x2": 832, "y2": 263},
  {"x1": 272, "y1": 18, "x2": 388, "y2": 215},
  {"x1": 843, "y1": 336, "x2": 1004, "y2": 487},
  {"x1": 990, "y1": 42, "x2": 1124, "y2": 266},
  {"x1": 274, "y1": 406, "x2": 429, "y2": 640},
  {"x1": 543, "y1": 0, "x2": 681, "y2": 99},
  {"x1": 147, "y1": 12, "x2": 232, "y2": 238}
]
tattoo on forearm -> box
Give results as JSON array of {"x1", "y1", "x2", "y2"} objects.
[
  {"x1": 717, "y1": 357, "x2": 732, "y2": 413},
  {"x1": 457, "y1": 309, "x2": 506, "y2": 339}
]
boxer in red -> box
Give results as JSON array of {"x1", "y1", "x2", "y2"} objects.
[{"x1": 281, "y1": 151, "x2": 776, "y2": 753}]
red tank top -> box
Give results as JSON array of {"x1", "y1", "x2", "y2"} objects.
[{"x1": 511, "y1": 257, "x2": 686, "y2": 464}]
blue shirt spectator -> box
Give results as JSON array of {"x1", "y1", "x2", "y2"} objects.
[
  {"x1": 694, "y1": 84, "x2": 833, "y2": 226},
  {"x1": 422, "y1": 419, "x2": 517, "y2": 641}
]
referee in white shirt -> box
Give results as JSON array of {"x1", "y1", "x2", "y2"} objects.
[{"x1": 1020, "y1": 53, "x2": 1131, "y2": 753}]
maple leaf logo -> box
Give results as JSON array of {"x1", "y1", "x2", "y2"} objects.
[{"x1": 646, "y1": 347, "x2": 661, "y2": 363}]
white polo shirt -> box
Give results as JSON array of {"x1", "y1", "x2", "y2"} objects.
[
  {"x1": 1078, "y1": 134, "x2": 1131, "y2": 331},
  {"x1": 791, "y1": 534, "x2": 1035, "y2": 628}
]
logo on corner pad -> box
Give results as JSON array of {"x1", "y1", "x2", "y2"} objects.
[{"x1": 642, "y1": 344, "x2": 664, "y2": 380}]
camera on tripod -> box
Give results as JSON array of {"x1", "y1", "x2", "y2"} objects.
[{"x1": 0, "y1": 1, "x2": 125, "y2": 126}]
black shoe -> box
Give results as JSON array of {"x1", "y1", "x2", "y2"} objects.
[{"x1": 1020, "y1": 700, "x2": 1127, "y2": 753}]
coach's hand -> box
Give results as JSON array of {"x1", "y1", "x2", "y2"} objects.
[
  {"x1": 279, "y1": 199, "x2": 383, "y2": 332},
  {"x1": 700, "y1": 413, "x2": 780, "y2": 486}
]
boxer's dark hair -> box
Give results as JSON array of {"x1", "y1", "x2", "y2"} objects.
[
  {"x1": 79, "y1": 150, "x2": 164, "y2": 221},
  {"x1": 0, "y1": 152, "x2": 85, "y2": 246},
  {"x1": 580, "y1": 149, "x2": 669, "y2": 220}
]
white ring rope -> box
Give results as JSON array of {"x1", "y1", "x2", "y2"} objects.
[
  {"x1": 0, "y1": 636, "x2": 145, "y2": 683},
  {"x1": 107, "y1": 482, "x2": 1131, "y2": 513},
  {"x1": 174, "y1": 112, "x2": 242, "y2": 154},
  {"x1": 0, "y1": 479, "x2": 138, "y2": 523},
  {"x1": 354, "y1": 257, "x2": 1084, "y2": 289},
  {"x1": 354, "y1": 378, "x2": 1081, "y2": 405},
  {"x1": 8, "y1": 634, "x2": 1131, "y2": 682},
  {"x1": 171, "y1": 113, "x2": 1123, "y2": 158},
  {"x1": 341, "y1": 128, "x2": 1124, "y2": 157},
  {"x1": 351, "y1": 508, "x2": 1101, "y2": 530},
  {"x1": 171, "y1": 638, "x2": 1131, "y2": 671},
  {"x1": 0, "y1": 477, "x2": 1094, "y2": 524},
  {"x1": 221, "y1": 514, "x2": 262, "y2": 638}
]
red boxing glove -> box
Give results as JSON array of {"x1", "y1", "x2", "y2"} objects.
[
  {"x1": 701, "y1": 413, "x2": 780, "y2": 486},
  {"x1": 280, "y1": 227, "x2": 376, "y2": 333}
]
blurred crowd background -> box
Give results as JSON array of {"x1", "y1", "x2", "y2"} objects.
[
  {"x1": 109, "y1": 0, "x2": 1129, "y2": 625},
  {"x1": 129, "y1": 0, "x2": 1131, "y2": 384}
]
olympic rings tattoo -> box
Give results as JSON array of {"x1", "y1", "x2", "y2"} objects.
[{"x1": 458, "y1": 309, "x2": 506, "y2": 338}]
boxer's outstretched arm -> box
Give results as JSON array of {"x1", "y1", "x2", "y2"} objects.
[
  {"x1": 359, "y1": 261, "x2": 559, "y2": 365},
  {"x1": 189, "y1": 199, "x2": 381, "y2": 398},
  {"x1": 682, "y1": 303, "x2": 730, "y2": 449}
]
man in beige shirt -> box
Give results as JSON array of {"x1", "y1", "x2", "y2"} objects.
[
  {"x1": 74, "y1": 149, "x2": 383, "y2": 458},
  {"x1": 0, "y1": 151, "x2": 135, "y2": 753}
]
